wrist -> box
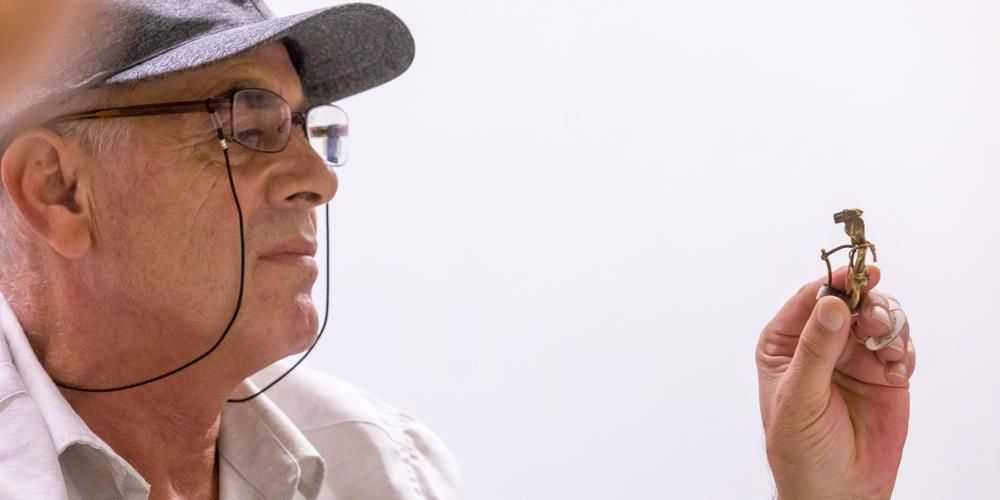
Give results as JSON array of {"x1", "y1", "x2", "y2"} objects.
[
  {"x1": 775, "y1": 488, "x2": 885, "y2": 500},
  {"x1": 773, "y1": 486, "x2": 840, "y2": 500}
]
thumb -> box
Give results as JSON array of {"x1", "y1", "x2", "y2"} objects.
[{"x1": 786, "y1": 295, "x2": 852, "y2": 399}]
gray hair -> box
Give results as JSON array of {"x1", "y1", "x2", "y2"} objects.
[
  {"x1": 46, "y1": 84, "x2": 136, "y2": 157},
  {"x1": 0, "y1": 190, "x2": 40, "y2": 311},
  {"x1": 48, "y1": 113, "x2": 134, "y2": 158}
]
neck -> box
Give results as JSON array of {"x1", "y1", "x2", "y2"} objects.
[
  {"x1": 59, "y1": 353, "x2": 232, "y2": 499},
  {"x1": 19, "y1": 269, "x2": 252, "y2": 500}
]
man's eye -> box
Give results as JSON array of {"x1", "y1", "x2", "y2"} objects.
[{"x1": 236, "y1": 129, "x2": 265, "y2": 146}]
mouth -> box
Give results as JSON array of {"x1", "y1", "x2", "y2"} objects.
[
  {"x1": 259, "y1": 238, "x2": 319, "y2": 270},
  {"x1": 259, "y1": 253, "x2": 317, "y2": 267}
]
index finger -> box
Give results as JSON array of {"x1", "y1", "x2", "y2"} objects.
[{"x1": 763, "y1": 265, "x2": 882, "y2": 342}]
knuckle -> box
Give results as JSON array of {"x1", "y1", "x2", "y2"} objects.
[
  {"x1": 795, "y1": 331, "x2": 826, "y2": 362},
  {"x1": 760, "y1": 316, "x2": 793, "y2": 346}
]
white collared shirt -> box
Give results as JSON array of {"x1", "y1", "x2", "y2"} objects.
[{"x1": 0, "y1": 294, "x2": 462, "y2": 500}]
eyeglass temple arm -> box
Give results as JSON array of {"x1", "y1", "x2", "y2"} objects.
[{"x1": 47, "y1": 98, "x2": 230, "y2": 125}]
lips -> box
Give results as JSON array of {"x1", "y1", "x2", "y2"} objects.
[{"x1": 260, "y1": 238, "x2": 318, "y2": 261}]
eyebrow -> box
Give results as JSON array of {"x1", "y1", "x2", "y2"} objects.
[{"x1": 211, "y1": 78, "x2": 307, "y2": 112}]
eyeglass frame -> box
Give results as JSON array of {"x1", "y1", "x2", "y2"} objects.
[{"x1": 44, "y1": 87, "x2": 347, "y2": 164}]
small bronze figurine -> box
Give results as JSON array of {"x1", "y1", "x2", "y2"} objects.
[
  {"x1": 818, "y1": 209, "x2": 901, "y2": 351},
  {"x1": 819, "y1": 209, "x2": 877, "y2": 312}
]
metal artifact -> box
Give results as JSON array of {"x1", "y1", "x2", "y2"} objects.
[{"x1": 818, "y1": 209, "x2": 902, "y2": 351}]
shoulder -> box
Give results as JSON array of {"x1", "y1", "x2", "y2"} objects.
[{"x1": 251, "y1": 364, "x2": 463, "y2": 500}]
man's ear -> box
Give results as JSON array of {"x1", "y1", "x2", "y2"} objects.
[{"x1": 0, "y1": 128, "x2": 92, "y2": 259}]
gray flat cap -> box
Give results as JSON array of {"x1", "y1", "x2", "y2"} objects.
[{"x1": 1, "y1": 0, "x2": 414, "y2": 146}]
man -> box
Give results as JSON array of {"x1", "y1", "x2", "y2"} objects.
[
  {"x1": 0, "y1": 3, "x2": 917, "y2": 500},
  {"x1": 0, "y1": 1, "x2": 459, "y2": 499}
]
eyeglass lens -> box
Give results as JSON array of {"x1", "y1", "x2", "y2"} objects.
[
  {"x1": 231, "y1": 89, "x2": 349, "y2": 167},
  {"x1": 307, "y1": 105, "x2": 349, "y2": 167}
]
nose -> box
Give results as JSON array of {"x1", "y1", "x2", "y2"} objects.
[{"x1": 264, "y1": 135, "x2": 339, "y2": 209}]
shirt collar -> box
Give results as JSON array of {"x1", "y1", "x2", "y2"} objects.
[{"x1": 220, "y1": 378, "x2": 327, "y2": 499}]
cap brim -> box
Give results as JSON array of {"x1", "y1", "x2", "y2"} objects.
[{"x1": 102, "y1": 3, "x2": 414, "y2": 106}]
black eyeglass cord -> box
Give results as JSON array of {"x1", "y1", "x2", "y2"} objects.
[{"x1": 52, "y1": 112, "x2": 331, "y2": 403}]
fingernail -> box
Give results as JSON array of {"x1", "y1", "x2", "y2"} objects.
[
  {"x1": 889, "y1": 362, "x2": 908, "y2": 382},
  {"x1": 872, "y1": 305, "x2": 892, "y2": 331},
  {"x1": 817, "y1": 298, "x2": 846, "y2": 332}
]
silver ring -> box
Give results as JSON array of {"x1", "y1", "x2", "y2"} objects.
[{"x1": 864, "y1": 303, "x2": 907, "y2": 351}]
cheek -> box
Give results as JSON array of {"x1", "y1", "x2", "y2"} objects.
[{"x1": 92, "y1": 160, "x2": 245, "y2": 324}]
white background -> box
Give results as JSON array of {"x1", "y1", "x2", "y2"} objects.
[{"x1": 273, "y1": 1, "x2": 1000, "y2": 498}]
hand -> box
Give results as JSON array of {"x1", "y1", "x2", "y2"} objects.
[{"x1": 756, "y1": 267, "x2": 916, "y2": 500}]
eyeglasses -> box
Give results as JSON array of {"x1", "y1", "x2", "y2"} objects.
[{"x1": 46, "y1": 88, "x2": 349, "y2": 167}]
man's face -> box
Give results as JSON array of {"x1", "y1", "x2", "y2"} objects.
[{"x1": 76, "y1": 42, "x2": 338, "y2": 379}]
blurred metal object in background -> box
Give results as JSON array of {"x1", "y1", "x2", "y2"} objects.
[{"x1": 0, "y1": 1, "x2": 100, "y2": 147}]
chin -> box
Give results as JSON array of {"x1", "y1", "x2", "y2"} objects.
[
  {"x1": 240, "y1": 279, "x2": 322, "y2": 368},
  {"x1": 276, "y1": 292, "x2": 321, "y2": 355}
]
